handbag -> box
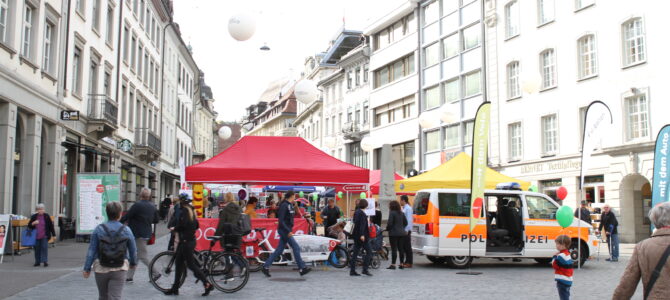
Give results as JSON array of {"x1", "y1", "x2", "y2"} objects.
[
  {"x1": 21, "y1": 228, "x2": 36, "y2": 247},
  {"x1": 147, "y1": 225, "x2": 156, "y2": 245},
  {"x1": 644, "y1": 243, "x2": 670, "y2": 299}
]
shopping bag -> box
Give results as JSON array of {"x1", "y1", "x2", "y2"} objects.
[
  {"x1": 147, "y1": 225, "x2": 156, "y2": 245},
  {"x1": 21, "y1": 229, "x2": 36, "y2": 247}
]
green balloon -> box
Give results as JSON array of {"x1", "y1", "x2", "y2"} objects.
[
  {"x1": 529, "y1": 185, "x2": 538, "y2": 192},
  {"x1": 360, "y1": 192, "x2": 367, "y2": 199},
  {"x1": 337, "y1": 191, "x2": 343, "y2": 199},
  {"x1": 299, "y1": 191, "x2": 304, "y2": 198},
  {"x1": 556, "y1": 205, "x2": 574, "y2": 228},
  {"x1": 203, "y1": 189, "x2": 209, "y2": 197},
  {"x1": 312, "y1": 193, "x2": 318, "y2": 201}
]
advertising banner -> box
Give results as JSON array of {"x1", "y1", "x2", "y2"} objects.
[
  {"x1": 194, "y1": 218, "x2": 309, "y2": 252},
  {"x1": 470, "y1": 102, "x2": 490, "y2": 232},
  {"x1": 0, "y1": 214, "x2": 9, "y2": 257},
  {"x1": 76, "y1": 173, "x2": 121, "y2": 234},
  {"x1": 652, "y1": 124, "x2": 670, "y2": 229}
]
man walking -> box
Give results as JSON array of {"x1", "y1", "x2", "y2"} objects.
[
  {"x1": 261, "y1": 191, "x2": 312, "y2": 277},
  {"x1": 121, "y1": 187, "x2": 159, "y2": 282},
  {"x1": 574, "y1": 201, "x2": 591, "y2": 224},
  {"x1": 321, "y1": 199, "x2": 340, "y2": 238},
  {"x1": 598, "y1": 204, "x2": 619, "y2": 262},
  {"x1": 400, "y1": 195, "x2": 414, "y2": 268}
]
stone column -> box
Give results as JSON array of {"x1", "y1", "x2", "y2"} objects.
[
  {"x1": 41, "y1": 125, "x2": 65, "y2": 216},
  {"x1": 0, "y1": 103, "x2": 17, "y2": 214},
  {"x1": 19, "y1": 114, "x2": 42, "y2": 217}
]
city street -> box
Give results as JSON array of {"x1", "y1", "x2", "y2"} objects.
[{"x1": 2, "y1": 233, "x2": 641, "y2": 299}]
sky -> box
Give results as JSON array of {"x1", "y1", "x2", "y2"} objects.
[{"x1": 173, "y1": 0, "x2": 406, "y2": 122}]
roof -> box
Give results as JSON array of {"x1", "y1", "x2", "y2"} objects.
[
  {"x1": 186, "y1": 136, "x2": 370, "y2": 186},
  {"x1": 395, "y1": 152, "x2": 530, "y2": 193}
]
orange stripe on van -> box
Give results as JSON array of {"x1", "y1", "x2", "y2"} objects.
[{"x1": 446, "y1": 224, "x2": 487, "y2": 238}]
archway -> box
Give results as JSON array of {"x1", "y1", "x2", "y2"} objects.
[{"x1": 619, "y1": 173, "x2": 652, "y2": 243}]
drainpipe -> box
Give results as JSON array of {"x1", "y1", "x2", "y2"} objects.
[
  {"x1": 415, "y1": 2, "x2": 423, "y2": 171},
  {"x1": 60, "y1": 0, "x2": 72, "y2": 94}
]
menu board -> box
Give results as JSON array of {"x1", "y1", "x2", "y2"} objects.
[
  {"x1": 76, "y1": 173, "x2": 121, "y2": 234},
  {"x1": 0, "y1": 214, "x2": 9, "y2": 256}
]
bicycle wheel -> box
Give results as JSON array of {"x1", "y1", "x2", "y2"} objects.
[
  {"x1": 208, "y1": 252, "x2": 250, "y2": 293},
  {"x1": 149, "y1": 251, "x2": 185, "y2": 293},
  {"x1": 328, "y1": 245, "x2": 349, "y2": 268},
  {"x1": 370, "y1": 253, "x2": 381, "y2": 269},
  {"x1": 247, "y1": 257, "x2": 263, "y2": 272}
]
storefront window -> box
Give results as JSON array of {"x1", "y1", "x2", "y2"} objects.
[
  {"x1": 348, "y1": 142, "x2": 368, "y2": 169},
  {"x1": 375, "y1": 141, "x2": 415, "y2": 176},
  {"x1": 540, "y1": 179, "x2": 562, "y2": 203}
]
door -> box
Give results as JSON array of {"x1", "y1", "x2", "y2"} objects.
[
  {"x1": 437, "y1": 192, "x2": 486, "y2": 257},
  {"x1": 523, "y1": 195, "x2": 561, "y2": 257}
]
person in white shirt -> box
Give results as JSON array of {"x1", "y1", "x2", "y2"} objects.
[{"x1": 400, "y1": 195, "x2": 413, "y2": 268}]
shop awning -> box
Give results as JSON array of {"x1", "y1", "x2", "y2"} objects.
[
  {"x1": 186, "y1": 136, "x2": 370, "y2": 186},
  {"x1": 395, "y1": 152, "x2": 530, "y2": 193}
]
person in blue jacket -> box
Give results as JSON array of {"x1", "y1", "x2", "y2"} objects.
[
  {"x1": 350, "y1": 199, "x2": 373, "y2": 276},
  {"x1": 261, "y1": 191, "x2": 312, "y2": 277}
]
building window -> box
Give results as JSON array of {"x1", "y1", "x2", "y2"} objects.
[
  {"x1": 540, "y1": 49, "x2": 556, "y2": 89},
  {"x1": 21, "y1": 3, "x2": 32, "y2": 58},
  {"x1": 143, "y1": 52, "x2": 148, "y2": 83},
  {"x1": 464, "y1": 71, "x2": 481, "y2": 97},
  {"x1": 355, "y1": 66, "x2": 361, "y2": 86},
  {"x1": 442, "y1": 34, "x2": 458, "y2": 59},
  {"x1": 144, "y1": 8, "x2": 150, "y2": 30},
  {"x1": 374, "y1": 141, "x2": 415, "y2": 176},
  {"x1": 445, "y1": 125, "x2": 459, "y2": 148},
  {"x1": 373, "y1": 95, "x2": 415, "y2": 127},
  {"x1": 424, "y1": 42, "x2": 439, "y2": 67},
  {"x1": 92, "y1": 0, "x2": 100, "y2": 32},
  {"x1": 103, "y1": 70, "x2": 111, "y2": 96},
  {"x1": 625, "y1": 93, "x2": 649, "y2": 141},
  {"x1": 130, "y1": 34, "x2": 136, "y2": 70},
  {"x1": 622, "y1": 18, "x2": 646, "y2": 67},
  {"x1": 425, "y1": 85, "x2": 440, "y2": 110},
  {"x1": 363, "y1": 64, "x2": 369, "y2": 83},
  {"x1": 541, "y1": 114, "x2": 558, "y2": 155},
  {"x1": 508, "y1": 122, "x2": 522, "y2": 160},
  {"x1": 0, "y1": 0, "x2": 9, "y2": 43},
  {"x1": 373, "y1": 13, "x2": 415, "y2": 51},
  {"x1": 506, "y1": 61, "x2": 520, "y2": 99},
  {"x1": 537, "y1": 0, "x2": 554, "y2": 25},
  {"x1": 444, "y1": 79, "x2": 459, "y2": 103},
  {"x1": 462, "y1": 25, "x2": 480, "y2": 51},
  {"x1": 347, "y1": 71, "x2": 352, "y2": 89},
  {"x1": 373, "y1": 53, "x2": 414, "y2": 89},
  {"x1": 89, "y1": 57, "x2": 99, "y2": 95},
  {"x1": 106, "y1": 5, "x2": 114, "y2": 44},
  {"x1": 138, "y1": 43, "x2": 143, "y2": 78},
  {"x1": 578, "y1": 34, "x2": 597, "y2": 79},
  {"x1": 363, "y1": 101, "x2": 369, "y2": 124},
  {"x1": 575, "y1": 0, "x2": 595, "y2": 11},
  {"x1": 76, "y1": 0, "x2": 85, "y2": 15},
  {"x1": 505, "y1": 1, "x2": 519, "y2": 39},
  {"x1": 72, "y1": 47, "x2": 82, "y2": 96},
  {"x1": 42, "y1": 22, "x2": 54, "y2": 73}
]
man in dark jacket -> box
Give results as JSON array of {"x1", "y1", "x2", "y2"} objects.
[
  {"x1": 261, "y1": 192, "x2": 311, "y2": 277},
  {"x1": 321, "y1": 199, "x2": 340, "y2": 237},
  {"x1": 574, "y1": 201, "x2": 592, "y2": 224},
  {"x1": 159, "y1": 195, "x2": 171, "y2": 221},
  {"x1": 350, "y1": 199, "x2": 373, "y2": 276},
  {"x1": 215, "y1": 193, "x2": 243, "y2": 249},
  {"x1": 120, "y1": 187, "x2": 159, "y2": 281},
  {"x1": 598, "y1": 204, "x2": 619, "y2": 262}
]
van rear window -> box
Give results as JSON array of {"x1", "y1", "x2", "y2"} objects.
[
  {"x1": 413, "y1": 192, "x2": 431, "y2": 215},
  {"x1": 438, "y1": 193, "x2": 471, "y2": 217}
]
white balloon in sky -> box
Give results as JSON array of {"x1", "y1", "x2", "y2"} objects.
[
  {"x1": 360, "y1": 136, "x2": 375, "y2": 152},
  {"x1": 294, "y1": 80, "x2": 319, "y2": 104},
  {"x1": 228, "y1": 13, "x2": 256, "y2": 41},
  {"x1": 419, "y1": 110, "x2": 439, "y2": 129},
  {"x1": 218, "y1": 126, "x2": 232, "y2": 140},
  {"x1": 439, "y1": 104, "x2": 457, "y2": 124}
]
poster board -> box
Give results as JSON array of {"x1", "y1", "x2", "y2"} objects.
[
  {"x1": 0, "y1": 214, "x2": 9, "y2": 260},
  {"x1": 76, "y1": 173, "x2": 121, "y2": 234},
  {"x1": 364, "y1": 198, "x2": 376, "y2": 216}
]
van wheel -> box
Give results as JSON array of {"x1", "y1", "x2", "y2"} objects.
[
  {"x1": 534, "y1": 258, "x2": 552, "y2": 265},
  {"x1": 446, "y1": 256, "x2": 473, "y2": 269},
  {"x1": 569, "y1": 239, "x2": 589, "y2": 267},
  {"x1": 426, "y1": 255, "x2": 447, "y2": 264}
]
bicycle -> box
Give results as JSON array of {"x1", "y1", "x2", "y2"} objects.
[
  {"x1": 149, "y1": 235, "x2": 250, "y2": 294},
  {"x1": 244, "y1": 227, "x2": 349, "y2": 272}
]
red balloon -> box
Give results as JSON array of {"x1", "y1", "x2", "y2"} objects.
[{"x1": 557, "y1": 186, "x2": 568, "y2": 200}]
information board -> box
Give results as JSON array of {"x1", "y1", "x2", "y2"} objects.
[{"x1": 76, "y1": 173, "x2": 121, "y2": 234}]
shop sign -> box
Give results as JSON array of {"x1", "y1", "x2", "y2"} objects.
[
  {"x1": 341, "y1": 184, "x2": 368, "y2": 192},
  {"x1": 117, "y1": 139, "x2": 133, "y2": 153},
  {"x1": 60, "y1": 110, "x2": 80, "y2": 121},
  {"x1": 101, "y1": 137, "x2": 117, "y2": 147},
  {"x1": 520, "y1": 160, "x2": 581, "y2": 175}
]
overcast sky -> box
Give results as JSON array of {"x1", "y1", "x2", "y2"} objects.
[{"x1": 173, "y1": 0, "x2": 406, "y2": 122}]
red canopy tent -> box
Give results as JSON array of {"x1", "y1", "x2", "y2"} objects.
[
  {"x1": 368, "y1": 170, "x2": 404, "y2": 195},
  {"x1": 186, "y1": 136, "x2": 369, "y2": 188}
]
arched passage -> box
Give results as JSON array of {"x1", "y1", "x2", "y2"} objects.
[{"x1": 619, "y1": 173, "x2": 652, "y2": 243}]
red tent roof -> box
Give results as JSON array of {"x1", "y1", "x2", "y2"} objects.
[
  {"x1": 368, "y1": 170, "x2": 404, "y2": 195},
  {"x1": 186, "y1": 136, "x2": 370, "y2": 186}
]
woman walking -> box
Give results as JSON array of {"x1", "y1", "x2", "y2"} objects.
[
  {"x1": 350, "y1": 199, "x2": 373, "y2": 276},
  {"x1": 83, "y1": 202, "x2": 137, "y2": 300},
  {"x1": 28, "y1": 203, "x2": 56, "y2": 267},
  {"x1": 385, "y1": 200, "x2": 407, "y2": 270},
  {"x1": 166, "y1": 196, "x2": 213, "y2": 296}
]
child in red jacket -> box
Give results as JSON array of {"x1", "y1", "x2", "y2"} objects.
[{"x1": 552, "y1": 235, "x2": 574, "y2": 300}]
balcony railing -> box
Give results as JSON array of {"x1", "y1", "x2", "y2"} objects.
[
  {"x1": 88, "y1": 94, "x2": 118, "y2": 125},
  {"x1": 135, "y1": 128, "x2": 161, "y2": 152}
]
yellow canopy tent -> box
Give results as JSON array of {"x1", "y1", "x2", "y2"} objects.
[{"x1": 395, "y1": 152, "x2": 530, "y2": 193}]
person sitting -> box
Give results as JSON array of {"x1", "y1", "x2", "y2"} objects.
[
  {"x1": 267, "y1": 209, "x2": 277, "y2": 219},
  {"x1": 327, "y1": 221, "x2": 347, "y2": 243},
  {"x1": 245, "y1": 197, "x2": 258, "y2": 219}
]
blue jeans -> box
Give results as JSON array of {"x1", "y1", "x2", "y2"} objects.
[
  {"x1": 556, "y1": 282, "x2": 570, "y2": 300},
  {"x1": 350, "y1": 239, "x2": 372, "y2": 273},
  {"x1": 263, "y1": 234, "x2": 306, "y2": 270},
  {"x1": 34, "y1": 237, "x2": 49, "y2": 264},
  {"x1": 607, "y1": 233, "x2": 619, "y2": 259}
]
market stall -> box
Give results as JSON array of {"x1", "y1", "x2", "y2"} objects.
[{"x1": 395, "y1": 152, "x2": 531, "y2": 194}]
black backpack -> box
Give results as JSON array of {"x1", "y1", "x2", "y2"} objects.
[{"x1": 98, "y1": 224, "x2": 129, "y2": 268}]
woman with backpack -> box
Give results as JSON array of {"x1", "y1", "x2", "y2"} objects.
[
  {"x1": 385, "y1": 200, "x2": 407, "y2": 270},
  {"x1": 166, "y1": 197, "x2": 213, "y2": 296},
  {"x1": 83, "y1": 201, "x2": 137, "y2": 300}
]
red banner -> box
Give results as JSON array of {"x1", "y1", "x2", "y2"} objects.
[{"x1": 194, "y1": 218, "x2": 309, "y2": 252}]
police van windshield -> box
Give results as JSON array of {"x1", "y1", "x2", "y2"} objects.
[{"x1": 413, "y1": 192, "x2": 431, "y2": 215}]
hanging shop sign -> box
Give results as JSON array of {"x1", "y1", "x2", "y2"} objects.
[
  {"x1": 60, "y1": 110, "x2": 80, "y2": 121},
  {"x1": 117, "y1": 139, "x2": 133, "y2": 153}
]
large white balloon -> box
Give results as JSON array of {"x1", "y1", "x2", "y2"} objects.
[
  {"x1": 294, "y1": 80, "x2": 319, "y2": 104},
  {"x1": 228, "y1": 14, "x2": 256, "y2": 41},
  {"x1": 521, "y1": 71, "x2": 542, "y2": 95},
  {"x1": 360, "y1": 136, "x2": 375, "y2": 152},
  {"x1": 218, "y1": 126, "x2": 232, "y2": 140},
  {"x1": 439, "y1": 104, "x2": 457, "y2": 124},
  {"x1": 419, "y1": 110, "x2": 439, "y2": 129},
  {"x1": 324, "y1": 136, "x2": 337, "y2": 148}
]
